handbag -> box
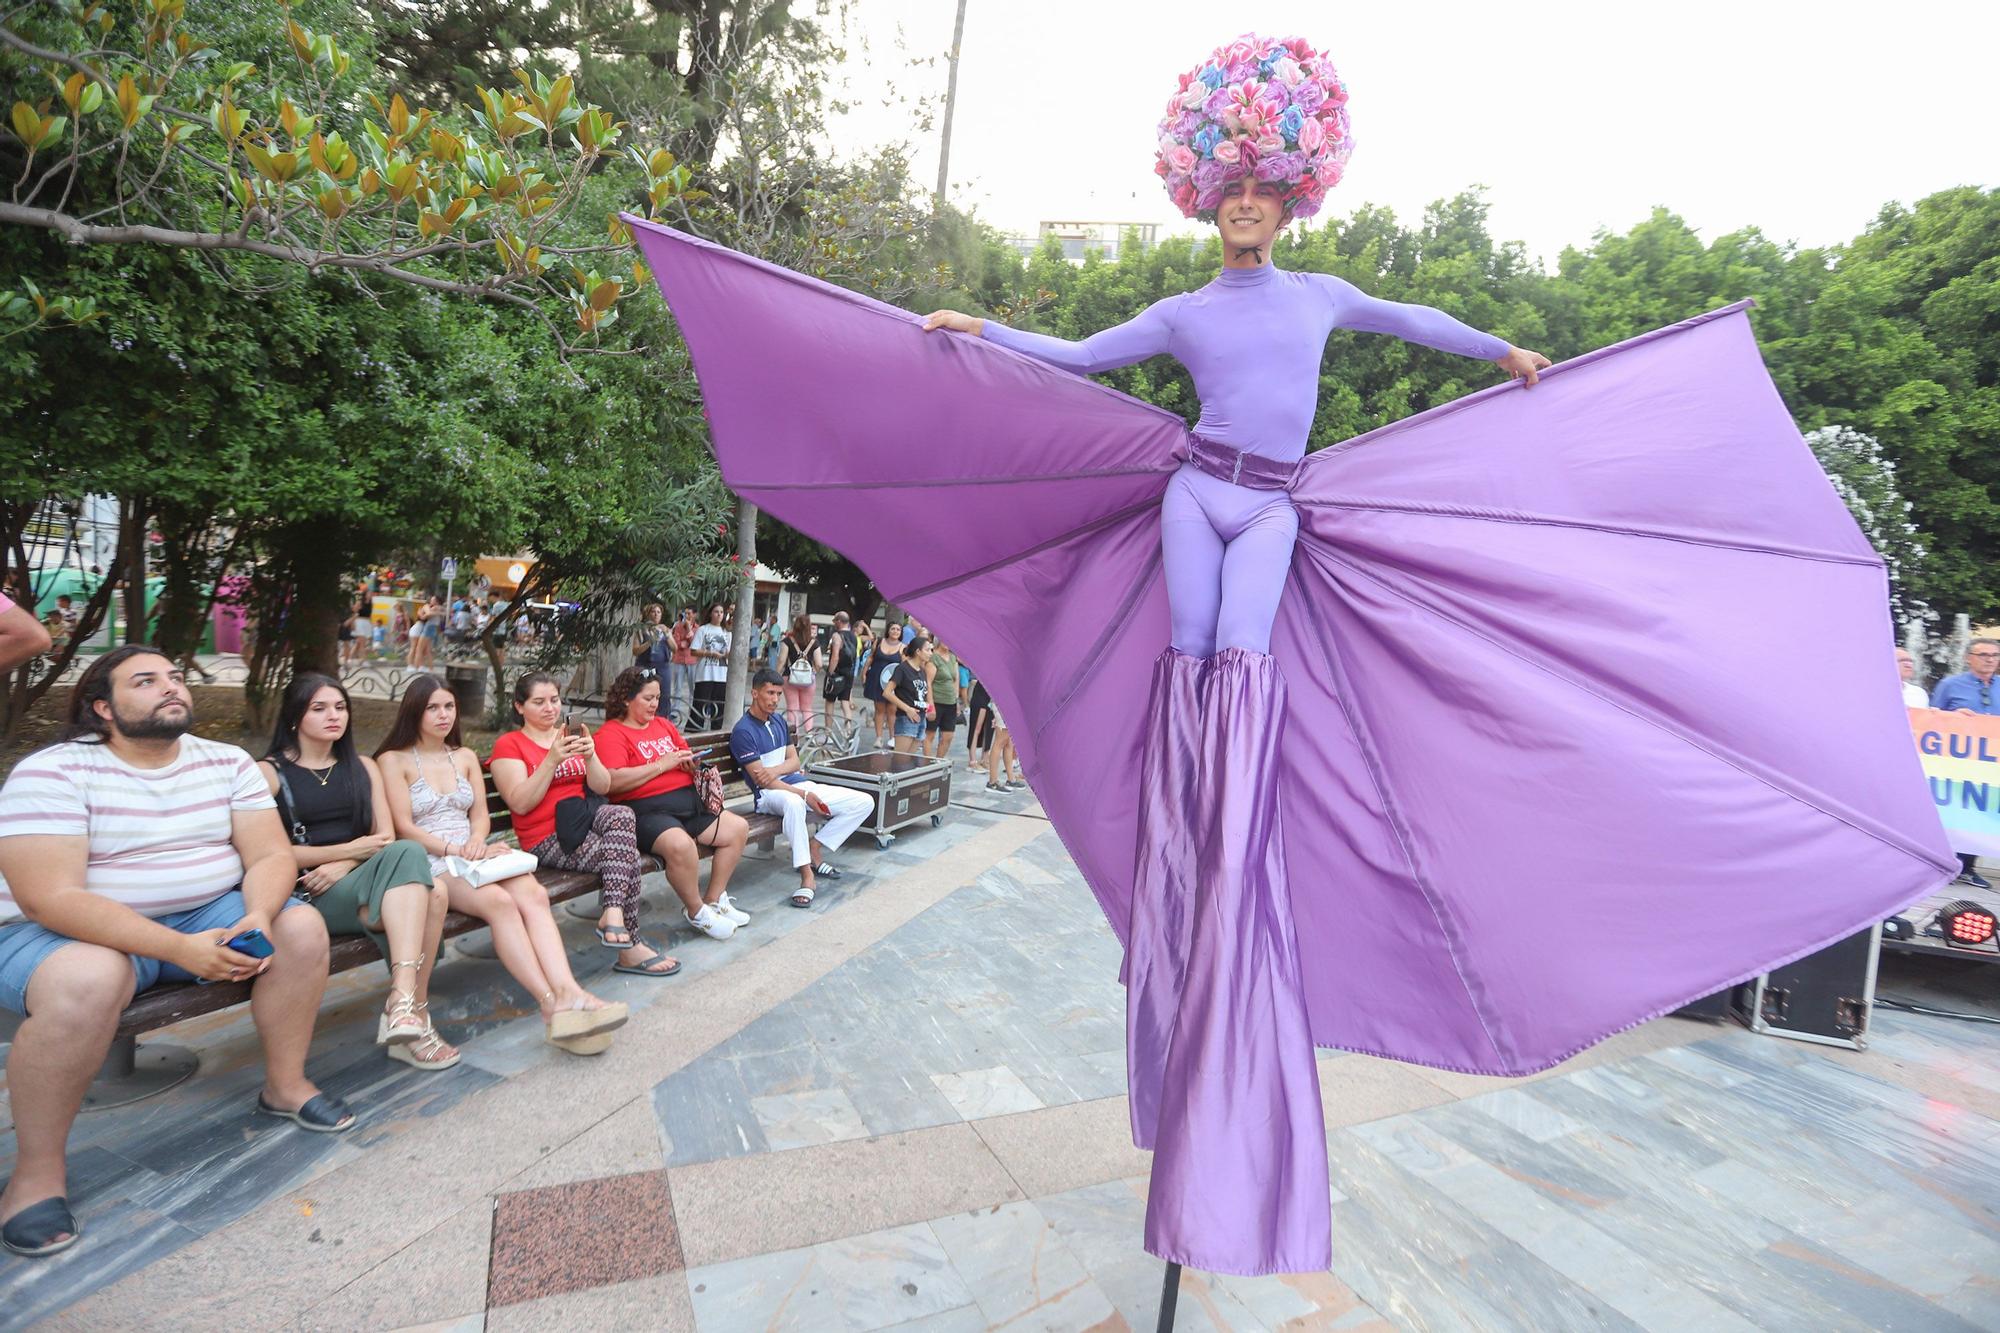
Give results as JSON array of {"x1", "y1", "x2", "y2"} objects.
[
  {"x1": 444, "y1": 846, "x2": 540, "y2": 887},
  {"x1": 554, "y1": 792, "x2": 607, "y2": 853},
  {"x1": 693, "y1": 759, "x2": 726, "y2": 816}
]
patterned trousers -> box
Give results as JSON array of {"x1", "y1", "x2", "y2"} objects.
[{"x1": 529, "y1": 802, "x2": 645, "y2": 929}]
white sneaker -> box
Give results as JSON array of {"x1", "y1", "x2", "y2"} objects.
[
  {"x1": 716, "y1": 893, "x2": 751, "y2": 926},
  {"x1": 687, "y1": 903, "x2": 737, "y2": 940}
]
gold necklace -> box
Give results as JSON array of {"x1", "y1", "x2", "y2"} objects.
[{"x1": 294, "y1": 753, "x2": 336, "y2": 786}]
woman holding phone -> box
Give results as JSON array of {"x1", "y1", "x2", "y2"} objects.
[
  {"x1": 258, "y1": 672, "x2": 460, "y2": 1070},
  {"x1": 593, "y1": 666, "x2": 752, "y2": 941},
  {"x1": 378, "y1": 675, "x2": 627, "y2": 1052},
  {"x1": 490, "y1": 673, "x2": 680, "y2": 978}
]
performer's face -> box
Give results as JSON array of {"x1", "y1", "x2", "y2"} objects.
[{"x1": 1217, "y1": 178, "x2": 1287, "y2": 253}]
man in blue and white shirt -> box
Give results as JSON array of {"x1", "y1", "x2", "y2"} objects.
[
  {"x1": 1932, "y1": 638, "x2": 2000, "y2": 889},
  {"x1": 731, "y1": 672, "x2": 873, "y2": 908}
]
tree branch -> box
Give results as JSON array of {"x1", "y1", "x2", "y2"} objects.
[{"x1": 0, "y1": 200, "x2": 542, "y2": 310}]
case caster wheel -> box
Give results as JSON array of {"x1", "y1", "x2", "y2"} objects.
[
  {"x1": 930, "y1": 814, "x2": 942, "y2": 827},
  {"x1": 875, "y1": 834, "x2": 893, "y2": 850}
]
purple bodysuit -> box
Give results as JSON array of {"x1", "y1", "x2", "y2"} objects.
[{"x1": 984, "y1": 264, "x2": 1508, "y2": 656}]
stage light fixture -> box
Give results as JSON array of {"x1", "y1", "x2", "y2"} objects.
[{"x1": 1937, "y1": 900, "x2": 1997, "y2": 948}]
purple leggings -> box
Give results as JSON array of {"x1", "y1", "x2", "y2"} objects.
[{"x1": 1161, "y1": 464, "x2": 1298, "y2": 657}]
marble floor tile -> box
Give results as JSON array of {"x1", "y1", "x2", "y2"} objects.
[
  {"x1": 928, "y1": 1200, "x2": 1118, "y2": 1330},
  {"x1": 751, "y1": 1086, "x2": 872, "y2": 1150},
  {"x1": 686, "y1": 1221, "x2": 975, "y2": 1332},
  {"x1": 932, "y1": 1065, "x2": 1047, "y2": 1121}
]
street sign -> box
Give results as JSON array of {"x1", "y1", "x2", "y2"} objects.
[{"x1": 440, "y1": 557, "x2": 458, "y2": 580}]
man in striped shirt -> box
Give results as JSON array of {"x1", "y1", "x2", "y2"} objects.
[{"x1": 0, "y1": 646, "x2": 350, "y2": 1259}]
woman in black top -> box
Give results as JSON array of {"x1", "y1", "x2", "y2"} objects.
[
  {"x1": 888, "y1": 636, "x2": 935, "y2": 754},
  {"x1": 778, "y1": 613, "x2": 818, "y2": 733},
  {"x1": 258, "y1": 673, "x2": 459, "y2": 1071}
]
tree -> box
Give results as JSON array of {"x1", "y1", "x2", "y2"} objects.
[
  {"x1": 1805, "y1": 426, "x2": 1930, "y2": 635},
  {"x1": 2, "y1": 0, "x2": 651, "y2": 345}
]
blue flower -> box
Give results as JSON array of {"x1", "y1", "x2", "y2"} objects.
[
  {"x1": 1258, "y1": 57, "x2": 1278, "y2": 78},
  {"x1": 1192, "y1": 124, "x2": 1222, "y2": 159},
  {"x1": 1279, "y1": 105, "x2": 1306, "y2": 144},
  {"x1": 1197, "y1": 63, "x2": 1225, "y2": 90}
]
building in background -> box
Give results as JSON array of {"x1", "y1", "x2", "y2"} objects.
[{"x1": 1007, "y1": 220, "x2": 1161, "y2": 264}]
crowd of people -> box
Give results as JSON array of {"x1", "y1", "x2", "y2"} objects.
[{"x1": 635, "y1": 604, "x2": 1026, "y2": 792}]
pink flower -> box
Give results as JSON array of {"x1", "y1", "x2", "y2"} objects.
[
  {"x1": 1298, "y1": 116, "x2": 1325, "y2": 153},
  {"x1": 1166, "y1": 143, "x2": 1197, "y2": 173},
  {"x1": 1256, "y1": 131, "x2": 1285, "y2": 155},
  {"x1": 1172, "y1": 180, "x2": 1197, "y2": 214},
  {"x1": 1212, "y1": 138, "x2": 1241, "y2": 165},
  {"x1": 1317, "y1": 160, "x2": 1344, "y2": 187},
  {"x1": 1223, "y1": 36, "x2": 1257, "y2": 65},
  {"x1": 1271, "y1": 56, "x2": 1303, "y2": 86},
  {"x1": 1179, "y1": 84, "x2": 1208, "y2": 111}
]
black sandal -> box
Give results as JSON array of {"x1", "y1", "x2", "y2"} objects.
[
  {"x1": 1, "y1": 1196, "x2": 79, "y2": 1258},
  {"x1": 254, "y1": 1092, "x2": 356, "y2": 1133},
  {"x1": 612, "y1": 937, "x2": 682, "y2": 977}
]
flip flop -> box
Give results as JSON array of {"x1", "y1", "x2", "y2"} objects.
[
  {"x1": 1, "y1": 1197, "x2": 79, "y2": 1258},
  {"x1": 613, "y1": 947, "x2": 681, "y2": 977},
  {"x1": 254, "y1": 1092, "x2": 356, "y2": 1134},
  {"x1": 594, "y1": 924, "x2": 635, "y2": 949},
  {"x1": 791, "y1": 884, "x2": 816, "y2": 908}
]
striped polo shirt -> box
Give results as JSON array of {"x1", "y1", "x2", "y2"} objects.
[{"x1": 0, "y1": 735, "x2": 277, "y2": 924}]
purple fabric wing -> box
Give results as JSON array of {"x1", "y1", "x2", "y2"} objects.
[{"x1": 630, "y1": 217, "x2": 1954, "y2": 1076}]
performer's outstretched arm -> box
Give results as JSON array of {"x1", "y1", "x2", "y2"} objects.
[
  {"x1": 1314, "y1": 273, "x2": 1510, "y2": 361},
  {"x1": 924, "y1": 298, "x2": 1179, "y2": 374}
]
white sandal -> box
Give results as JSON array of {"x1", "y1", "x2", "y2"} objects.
[
  {"x1": 388, "y1": 1002, "x2": 462, "y2": 1070},
  {"x1": 376, "y1": 960, "x2": 427, "y2": 1046}
]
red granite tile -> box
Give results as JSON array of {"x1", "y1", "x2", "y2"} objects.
[{"x1": 487, "y1": 1168, "x2": 683, "y2": 1307}]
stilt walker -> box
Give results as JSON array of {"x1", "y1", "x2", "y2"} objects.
[{"x1": 628, "y1": 31, "x2": 1954, "y2": 1280}]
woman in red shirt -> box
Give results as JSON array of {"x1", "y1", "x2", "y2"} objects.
[
  {"x1": 490, "y1": 673, "x2": 680, "y2": 977},
  {"x1": 594, "y1": 667, "x2": 752, "y2": 940}
]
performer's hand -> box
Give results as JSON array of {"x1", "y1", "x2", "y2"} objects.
[
  {"x1": 921, "y1": 310, "x2": 984, "y2": 337},
  {"x1": 1496, "y1": 346, "x2": 1551, "y2": 388}
]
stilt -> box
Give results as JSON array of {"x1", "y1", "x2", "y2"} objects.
[{"x1": 1156, "y1": 1260, "x2": 1182, "y2": 1331}]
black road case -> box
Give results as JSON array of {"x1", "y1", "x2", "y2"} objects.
[{"x1": 1729, "y1": 923, "x2": 1881, "y2": 1050}]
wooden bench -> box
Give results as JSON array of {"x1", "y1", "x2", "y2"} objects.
[{"x1": 88, "y1": 731, "x2": 782, "y2": 1104}]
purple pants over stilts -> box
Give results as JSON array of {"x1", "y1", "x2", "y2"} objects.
[{"x1": 1161, "y1": 464, "x2": 1299, "y2": 657}]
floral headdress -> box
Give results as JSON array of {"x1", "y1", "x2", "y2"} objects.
[{"x1": 1154, "y1": 34, "x2": 1353, "y2": 222}]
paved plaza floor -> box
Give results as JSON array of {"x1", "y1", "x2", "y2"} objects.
[{"x1": 3, "y1": 778, "x2": 1999, "y2": 1331}]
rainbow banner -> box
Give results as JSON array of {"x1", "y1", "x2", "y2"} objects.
[{"x1": 1912, "y1": 707, "x2": 2000, "y2": 857}]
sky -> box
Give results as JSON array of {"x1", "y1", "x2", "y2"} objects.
[{"x1": 824, "y1": 0, "x2": 1997, "y2": 267}]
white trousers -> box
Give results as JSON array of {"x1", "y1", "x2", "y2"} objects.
[{"x1": 755, "y1": 781, "x2": 873, "y2": 868}]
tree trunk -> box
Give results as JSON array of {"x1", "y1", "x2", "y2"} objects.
[
  {"x1": 118, "y1": 494, "x2": 149, "y2": 646},
  {"x1": 935, "y1": 0, "x2": 968, "y2": 205},
  {"x1": 724, "y1": 496, "x2": 758, "y2": 723}
]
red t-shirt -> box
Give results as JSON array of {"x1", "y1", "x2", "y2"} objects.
[
  {"x1": 670, "y1": 620, "x2": 696, "y2": 666},
  {"x1": 489, "y1": 730, "x2": 589, "y2": 851},
  {"x1": 594, "y1": 716, "x2": 694, "y2": 801}
]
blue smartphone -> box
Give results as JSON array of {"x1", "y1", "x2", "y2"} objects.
[{"x1": 225, "y1": 928, "x2": 275, "y2": 959}]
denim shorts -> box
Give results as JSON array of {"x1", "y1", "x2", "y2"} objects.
[
  {"x1": 0, "y1": 890, "x2": 304, "y2": 1016},
  {"x1": 893, "y1": 715, "x2": 926, "y2": 739}
]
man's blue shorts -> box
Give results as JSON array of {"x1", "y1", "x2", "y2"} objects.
[{"x1": 0, "y1": 890, "x2": 304, "y2": 1016}]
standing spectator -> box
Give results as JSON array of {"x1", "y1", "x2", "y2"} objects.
[
  {"x1": 863, "y1": 619, "x2": 903, "y2": 748},
  {"x1": 747, "y1": 613, "x2": 768, "y2": 670},
  {"x1": 925, "y1": 641, "x2": 962, "y2": 760},
  {"x1": 390, "y1": 602, "x2": 410, "y2": 658},
  {"x1": 668, "y1": 607, "x2": 698, "y2": 726},
  {"x1": 964, "y1": 668, "x2": 994, "y2": 772},
  {"x1": 820, "y1": 612, "x2": 858, "y2": 733},
  {"x1": 258, "y1": 673, "x2": 458, "y2": 1070},
  {"x1": 887, "y1": 637, "x2": 934, "y2": 754},
  {"x1": 732, "y1": 672, "x2": 873, "y2": 907},
  {"x1": 53, "y1": 593, "x2": 80, "y2": 638},
  {"x1": 593, "y1": 667, "x2": 753, "y2": 939},
  {"x1": 777, "y1": 613, "x2": 819, "y2": 731},
  {"x1": 1931, "y1": 638, "x2": 2000, "y2": 888},
  {"x1": 377, "y1": 675, "x2": 627, "y2": 1051},
  {"x1": 1897, "y1": 648, "x2": 1927, "y2": 708},
  {"x1": 346, "y1": 605, "x2": 373, "y2": 665},
  {"x1": 0, "y1": 586, "x2": 53, "y2": 673},
  {"x1": 407, "y1": 598, "x2": 437, "y2": 669},
  {"x1": 490, "y1": 674, "x2": 679, "y2": 979},
  {"x1": 0, "y1": 647, "x2": 350, "y2": 1258},
  {"x1": 690, "y1": 604, "x2": 732, "y2": 730},
  {"x1": 631, "y1": 603, "x2": 671, "y2": 678},
  {"x1": 41, "y1": 607, "x2": 69, "y2": 655},
  {"x1": 984, "y1": 695, "x2": 1026, "y2": 792}
]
